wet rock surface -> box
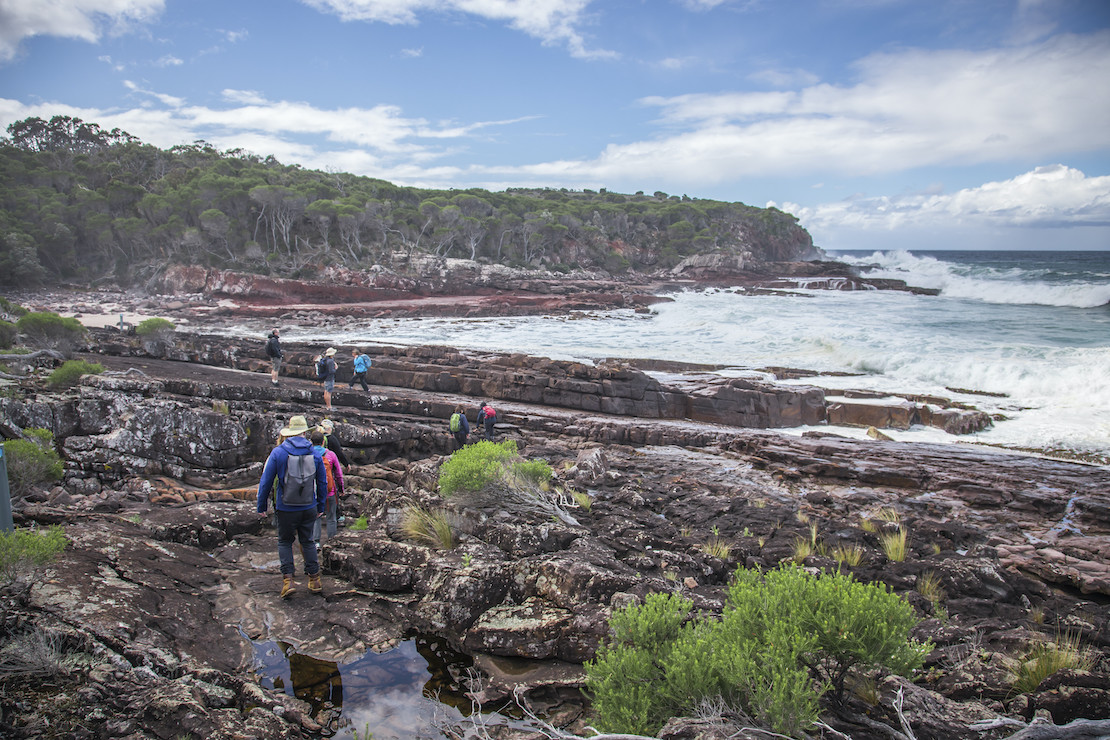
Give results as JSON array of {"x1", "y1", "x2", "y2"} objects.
[{"x1": 1, "y1": 326, "x2": 1108, "y2": 739}]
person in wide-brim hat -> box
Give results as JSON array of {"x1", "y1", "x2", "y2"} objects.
[
  {"x1": 280, "y1": 415, "x2": 310, "y2": 437},
  {"x1": 324, "y1": 347, "x2": 337, "y2": 356},
  {"x1": 256, "y1": 413, "x2": 327, "y2": 600}
]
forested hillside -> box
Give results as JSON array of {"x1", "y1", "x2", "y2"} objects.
[{"x1": 0, "y1": 115, "x2": 818, "y2": 287}]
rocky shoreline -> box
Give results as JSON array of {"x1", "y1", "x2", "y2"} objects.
[{"x1": 2, "y1": 269, "x2": 1109, "y2": 739}]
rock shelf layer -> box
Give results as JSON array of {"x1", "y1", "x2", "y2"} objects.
[{"x1": 1, "y1": 326, "x2": 1108, "y2": 740}]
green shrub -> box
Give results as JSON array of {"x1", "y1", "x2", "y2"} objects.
[
  {"x1": 48, "y1": 359, "x2": 104, "y2": 389},
  {"x1": 0, "y1": 320, "x2": 16, "y2": 349},
  {"x1": 437, "y1": 439, "x2": 553, "y2": 496},
  {"x1": 135, "y1": 317, "x2": 176, "y2": 336},
  {"x1": 0, "y1": 297, "x2": 28, "y2": 318},
  {"x1": 509, "y1": 458, "x2": 553, "y2": 487},
  {"x1": 15, "y1": 311, "x2": 86, "y2": 352},
  {"x1": 437, "y1": 439, "x2": 520, "y2": 496},
  {"x1": 3, "y1": 429, "x2": 64, "y2": 496},
  {"x1": 586, "y1": 565, "x2": 930, "y2": 737},
  {"x1": 0, "y1": 525, "x2": 67, "y2": 583},
  {"x1": 350, "y1": 515, "x2": 368, "y2": 531}
]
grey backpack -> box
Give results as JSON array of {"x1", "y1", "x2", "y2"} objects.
[{"x1": 282, "y1": 453, "x2": 317, "y2": 506}]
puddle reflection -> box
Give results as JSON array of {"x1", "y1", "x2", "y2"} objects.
[{"x1": 248, "y1": 633, "x2": 489, "y2": 739}]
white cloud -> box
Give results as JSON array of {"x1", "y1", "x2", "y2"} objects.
[
  {"x1": 775, "y1": 166, "x2": 1110, "y2": 234},
  {"x1": 123, "y1": 79, "x2": 184, "y2": 107},
  {"x1": 155, "y1": 54, "x2": 182, "y2": 66},
  {"x1": 0, "y1": 90, "x2": 523, "y2": 174},
  {"x1": 298, "y1": 0, "x2": 615, "y2": 59},
  {"x1": 399, "y1": 46, "x2": 423, "y2": 58},
  {"x1": 0, "y1": 0, "x2": 164, "y2": 63},
  {"x1": 484, "y1": 31, "x2": 1110, "y2": 192}
]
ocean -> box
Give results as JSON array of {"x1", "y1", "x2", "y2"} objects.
[{"x1": 275, "y1": 250, "x2": 1110, "y2": 465}]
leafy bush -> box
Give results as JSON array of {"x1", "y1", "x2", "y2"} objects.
[
  {"x1": 15, "y1": 311, "x2": 86, "y2": 352},
  {"x1": 135, "y1": 317, "x2": 175, "y2": 336},
  {"x1": 586, "y1": 565, "x2": 930, "y2": 737},
  {"x1": 47, "y1": 359, "x2": 104, "y2": 389},
  {"x1": 3, "y1": 429, "x2": 64, "y2": 496},
  {"x1": 350, "y1": 515, "x2": 368, "y2": 531},
  {"x1": 0, "y1": 296, "x2": 28, "y2": 318},
  {"x1": 0, "y1": 320, "x2": 15, "y2": 349},
  {"x1": 437, "y1": 439, "x2": 520, "y2": 496},
  {"x1": 0, "y1": 525, "x2": 67, "y2": 584}
]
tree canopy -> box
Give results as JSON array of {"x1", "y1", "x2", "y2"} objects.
[{"x1": 0, "y1": 115, "x2": 816, "y2": 286}]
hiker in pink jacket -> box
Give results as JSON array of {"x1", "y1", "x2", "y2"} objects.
[{"x1": 310, "y1": 429, "x2": 344, "y2": 550}]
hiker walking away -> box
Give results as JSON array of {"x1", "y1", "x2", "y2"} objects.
[
  {"x1": 310, "y1": 430, "x2": 344, "y2": 550},
  {"x1": 349, "y1": 348, "x2": 372, "y2": 392},
  {"x1": 315, "y1": 347, "x2": 339, "y2": 410},
  {"x1": 266, "y1": 328, "x2": 284, "y2": 386},
  {"x1": 318, "y1": 418, "x2": 350, "y2": 523},
  {"x1": 256, "y1": 415, "x2": 327, "y2": 599},
  {"x1": 476, "y1": 401, "x2": 497, "y2": 441},
  {"x1": 448, "y1": 404, "x2": 470, "y2": 450},
  {"x1": 318, "y1": 419, "x2": 350, "y2": 467}
]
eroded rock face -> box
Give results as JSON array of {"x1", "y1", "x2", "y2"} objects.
[{"x1": 3, "y1": 330, "x2": 1109, "y2": 739}]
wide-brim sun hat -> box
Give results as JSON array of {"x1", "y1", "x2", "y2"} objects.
[
  {"x1": 280, "y1": 415, "x2": 311, "y2": 436},
  {"x1": 325, "y1": 347, "x2": 337, "y2": 356},
  {"x1": 319, "y1": 419, "x2": 334, "y2": 432}
]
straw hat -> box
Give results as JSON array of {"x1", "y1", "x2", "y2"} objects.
[
  {"x1": 324, "y1": 347, "x2": 337, "y2": 357},
  {"x1": 279, "y1": 415, "x2": 311, "y2": 436},
  {"x1": 319, "y1": 419, "x2": 334, "y2": 433}
]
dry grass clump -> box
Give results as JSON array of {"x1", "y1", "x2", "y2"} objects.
[
  {"x1": 400, "y1": 505, "x2": 456, "y2": 549},
  {"x1": 831, "y1": 543, "x2": 865, "y2": 568},
  {"x1": 916, "y1": 570, "x2": 946, "y2": 603},
  {"x1": 700, "y1": 537, "x2": 732, "y2": 559},
  {"x1": 1011, "y1": 632, "x2": 1095, "y2": 694},
  {"x1": 879, "y1": 528, "x2": 908, "y2": 562}
]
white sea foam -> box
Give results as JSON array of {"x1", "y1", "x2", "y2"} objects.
[
  {"x1": 218, "y1": 251, "x2": 1110, "y2": 461},
  {"x1": 838, "y1": 250, "x2": 1110, "y2": 308}
]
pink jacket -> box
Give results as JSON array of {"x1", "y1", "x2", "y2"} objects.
[{"x1": 313, "y1": 445, "x2": 345, "y2": 497}]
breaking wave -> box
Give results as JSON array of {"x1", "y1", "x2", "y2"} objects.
[{"x1": 837, "y1": 250, "x2": 1110, "y2": 308}]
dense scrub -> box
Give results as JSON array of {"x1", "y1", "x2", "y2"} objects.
[{"x1": 0, "y1": 115, "x2": 816, "y2": 286}]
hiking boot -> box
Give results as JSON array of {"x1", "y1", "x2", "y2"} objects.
[
  {"x1": 280, "y1": 576, "x2": 296, "y2": 599},
  {"x1": 307, "y1": 573, "x2": 323, "y2": 594}
]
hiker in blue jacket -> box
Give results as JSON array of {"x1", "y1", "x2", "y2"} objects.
[
  {"x1": 257, "y1": 414, "x2": 328, "y2": 599},
  {"x1": 349, "y1": 347, "x2": 372, "y2": 392}
]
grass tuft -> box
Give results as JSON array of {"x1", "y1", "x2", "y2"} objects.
[
  {"x1": 792, "y1": 537, "x2": 813, "y2": 563},
  {"x1": 700, "y1": 537, "x2": 731, "y2": 559},
  {"x1": 831, "y1": 543, "x2": 865, "y2": 568},
  {"x1": 916, "y1": 570, "x2": 946, "y2": 603},
  {"x1": 879, "y1": 528, "x2": 908, "y2": 562},
  {"x1": 1011, "y1": 632, "x2": 1095, "y2": 694},
  {"x1": 400, "y1": 505, "x2": 456, "y2": 549}
]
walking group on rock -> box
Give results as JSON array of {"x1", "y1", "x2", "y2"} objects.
[
  {"x1": 446, "y1": 401, "x2": 498, "y2": 449},
  {"x1": 264, "y1": 328, "x2": 374, "y2": 410}
]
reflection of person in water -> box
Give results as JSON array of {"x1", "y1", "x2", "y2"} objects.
[{"x1": 285, "y1": 646, "x2": 343, "y2": 709}]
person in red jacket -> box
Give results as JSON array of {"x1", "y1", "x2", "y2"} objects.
[{"x1": 476, "y1": 401, "x2": 497, "y2": 441}]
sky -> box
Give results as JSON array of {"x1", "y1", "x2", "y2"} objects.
[{"x1": 1, "y1": 0, "x2": 1109, "y2": 252}]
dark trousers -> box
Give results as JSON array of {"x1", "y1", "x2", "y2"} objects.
[
  {"x1": 452, "y1": 431, "x2": 468, "y2": 450},
  {"x1": 276, "y1": 508, "x2": 320, "y2": 576},
  {"x1": 349, "y1": 370, "x2": 369, "y2": 391},
  {"x1": 483, "y1": 417, "x2": 495, "y2": 440}
]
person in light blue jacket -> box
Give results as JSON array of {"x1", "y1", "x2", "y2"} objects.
[
  {"x1": 349, "y1": 348, "x2": 372, "y2": 391},
  {"x1": 256, "y1": 414, "x2": 328, "y2": 599}
]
